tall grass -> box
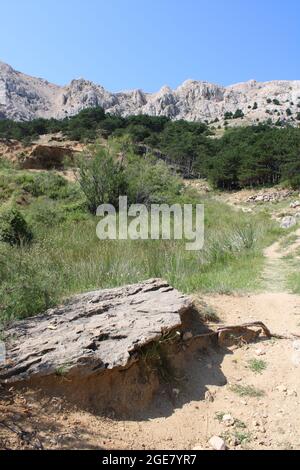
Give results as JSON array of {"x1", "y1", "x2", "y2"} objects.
[{"x1": 0, "y1": 196, "x2": 279, "y2": 325}]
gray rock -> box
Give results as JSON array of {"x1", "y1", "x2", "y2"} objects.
[
  {"x1": 209, "y1": 436, "x2": 226, "y2": 451},
  {"x1": 0, "y1": 279, "x2": 192, "y2": 383},
  {"x1": 280, "y1": 216, "x2": 297, "y2": 229}
]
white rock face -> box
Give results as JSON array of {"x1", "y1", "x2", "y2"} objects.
[{"x1": 1, "y1": 61, "x2": 300, "y2": 124}]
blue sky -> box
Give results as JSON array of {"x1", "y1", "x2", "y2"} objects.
[{"x1": 1, "y1": 0, "x2": 299, "y2": 91}]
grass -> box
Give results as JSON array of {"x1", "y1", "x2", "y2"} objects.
[
  {"x1": 247, "y1": 359, "x2": 267, "y2": 374},
  {"x1": 0, "y1": 168, "x2": 281, "y2": 326},
  {"x1": 230, "y1": 384, "x2": 265, "y2": 398},
  {"x1": 234, "y1": 430, "x2": 252, "y2": 445},
  {"x1": 287, "y1": 271, "x2": 300, "y2": 294},
  {"x1": 279, "y1": 233, "x2": 298, "y2": 249},
  {"x1": 216, "y1": 412, "x2": 251, "y2": 447},
  {"x1": 55, "y1": 363, "x2": 72, "y2": 377}
]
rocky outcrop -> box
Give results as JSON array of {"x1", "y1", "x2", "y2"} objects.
[
  {"x1": 0, "y1": 279, "x2": 193, "y2": 384},
  {"x1": 246, "y1": 189, "x2": 296, "y2": 203},
  {"x1": 0, "y1": 134, "x2": 84, "y2": 169},
  {"x1": 1, "y1": 61, "x2": 300, "y2": 125},
  {"x1": 21, "y1": 143, "x2": 80, "y2": 169}
]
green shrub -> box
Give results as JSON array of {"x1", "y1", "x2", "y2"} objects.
[
  {"x1": 17, "y1": 172, "x2": 68, "y2": 199},
  {"x1": 0, "y1": 244, "x2": 59, "y2": 323},
  {"x1": 126, "y1": 154, "x2": 183, "y2": 205},
  {"x1": 79, "y1": 146, "x2": 128, "y2": 213},
  {"x1": 0, "y1": 206, "x2": 33, "y2": 246},
  {"x1": 233, "y1": 109, "x2": 245, "y2": 119}
]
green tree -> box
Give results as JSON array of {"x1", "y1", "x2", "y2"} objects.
[{"x1": 78, "y1": 146, "x2": 127, "y2": 213}]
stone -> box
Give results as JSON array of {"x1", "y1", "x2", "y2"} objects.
[
  {"x1": 0, "y1": 279, "x2": 193, "y2": 383},
  {"x1": 287, "y1": 390, "x2": 297, "y2": 397},
  {"x1": 280, "y1": 216, "x2": 297, "y2": 229},
  {"x1": 276, "y1": 385, "x2": 288, "y2": 393},
  {"x1": 283, "y1": 215, "x2": 296, "y2": 228},
  {"x1": 205, "y1": 390, "x2": 215, "y2": 403},
  {"x1": 222, "y1": 414, "x2": 235, "y2": 427},
  {"x1": 209, "y1": 436, "x2": 226, "y2": 451},
  {"x1": 291, "y1": 351, "x2": 300, "y2": 367},
  {"x1": 255, "y1": 348, "x2": 266, "y2": 356},
  {"x1": 192, "y1": 445, "x2": 204, "y2": 451},
  {"x1": 293, "y1": 340, "x2": 300, "y2": 351},
  {"x1": 183, "y1": 331, "x2": 193, "y2": 341}
]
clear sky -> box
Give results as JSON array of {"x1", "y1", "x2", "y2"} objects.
[{"x1": 1, "y1": 0, "x2": 299, "y2": 92}]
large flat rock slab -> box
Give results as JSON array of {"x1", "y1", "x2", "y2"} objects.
[{"x1": 0, "y1": 279, "x2": 193, "y2": 384}]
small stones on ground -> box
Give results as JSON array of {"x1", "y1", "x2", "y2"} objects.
[
  {"x1": 183, "y1": 331, "x2": 193, "y2": 342},
  {"x1": 255, "y1": 348, "x2": 266, "y2": 356},
  {"x1": 209, "y1": 436, "x2": 226, "y2": 451},
  {"x1": 293, "y1": 340, "x2": 300, "y2": 351},
  {"x1": 192, "y1": 445, "x2": 204, "y2": 451},
  {"x1": 205, "y1": 390, "x2": 215, "y2": 403},
  {"x1": 287, "y1": 390, "x2": 297, "y2": 397},
  {"x1": 228, "y1": 436, "x2": 240, "y2": 447},
  {"x1": 222, "y1": 414, "x2": 235, "y2": 427},
  {"x1": 280, "y1": 216, "x2": 297, "y2": 229},
  {"x1": 276, "y1": 385, "x2": 288, "y2": 393}
]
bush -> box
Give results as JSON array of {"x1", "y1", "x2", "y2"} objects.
[
  {"x1": 126, "y1": 154, "x2": 183, "y2": 205},
  {"x1": 78, "y1": 146, "x2": 128, "y2": 213},
  {"x1": 0, "y1": 206, "x2": 33, "y2": 246},
  {"x1": 233, "y1": 109, "x2": 245, "y2": 119},
  {"x1": 17, "y1": 172, "x2": 68, "y2": 199}
]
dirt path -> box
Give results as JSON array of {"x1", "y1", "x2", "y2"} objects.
[
  {"x1": 1, "y1": 228, "x2": 300, "y2": 451},
  {"x1": 262, "y1": 227, "x2": 300, "y2": 293}
]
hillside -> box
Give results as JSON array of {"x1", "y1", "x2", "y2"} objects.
[{"x1": 1, "y1": 61, "x2": 300, "y2": 125}]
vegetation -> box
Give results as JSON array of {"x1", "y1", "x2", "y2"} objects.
[
  {"x1": 230, "y1": 384, "x2": 265, "y2": 398},
  {"x1": 1, "y1": 107, "x2": 300, "y2": 189},
  {"x1": 78, "y1": 144, "x2": 183, "y2": 212},
  {"x1": 0, "y1": 109, "x2": 295, "y2": 326},
  {"x1": 0, "y1": 141, "x2": 281, "y2": 325},
  {"x1": 247, "y1": 359, "x2": 267, "y2": 374},
  {"x1": 0, "y1": 205, "x2": 33, "y2": 246},
  {"x1": 208, "y1": 125, "x2": 300, "y2": 189}
]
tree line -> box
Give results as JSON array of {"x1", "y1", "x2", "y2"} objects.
[{"x1": 0, "y1": 107, "x2": 300, "y2": 189}]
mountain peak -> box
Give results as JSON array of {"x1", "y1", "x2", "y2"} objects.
[{"x1": 0, "y1": 61, "x2": 300, "y2": 125}]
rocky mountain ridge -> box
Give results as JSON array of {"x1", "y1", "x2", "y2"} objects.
[{"x1": 1, "y1": 60, "x2": 300, "y2": 124}]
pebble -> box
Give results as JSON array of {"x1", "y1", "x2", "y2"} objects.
[
  {"x1": 222, "y1": 414, "x2": 235, "y2": 427},
  {"x1": 183, "y1": 331, "x2": 193, "y2": 342},
  {"x1": 209, "y1": 436, "x2": 226, "y2": 451},
  {"x1": 276, "y1": 385, "x2": 287, "y2": 393},
  {"x1": 255, "y1": 348, "x2": 266, "y2": 356},
  {"x1": 205, "y1": 390, "x2": 215, "y2": 403}
]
